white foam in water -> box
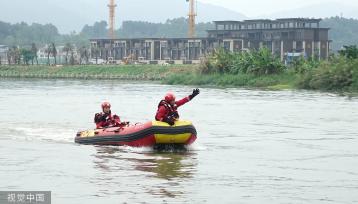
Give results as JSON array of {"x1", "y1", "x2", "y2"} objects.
[
  {"x1": 117, "y1": 144, "x2": 205, "y2": 153},
  {"x1": 7, "y1": 125, "x2": 75, "y2": 143},
  {"x1": 119, "y1": 145, "x2": 154, "y2": 153},
  {"x1": 186, "y1": 143, "x2": 207, "y2": 151}
]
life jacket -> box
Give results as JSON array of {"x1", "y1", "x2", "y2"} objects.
[
  {"x1": 94, "y1": 111, "x2": 114, "y2": 123},
  {"x1": 157, "y1": 100, "x2": 179, "y2": 120}
]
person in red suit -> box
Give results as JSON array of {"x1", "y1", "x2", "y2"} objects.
[
  {"x1": 94, "y1": 102, "x2": 123, "y2": 129},
  {"x1": 155, "y1": 89, "x2": 200, "y2": 125}
]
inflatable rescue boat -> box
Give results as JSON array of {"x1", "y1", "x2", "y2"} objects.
[{"x1": 75, "y1": 120, "x2": 197, "y2": 147}]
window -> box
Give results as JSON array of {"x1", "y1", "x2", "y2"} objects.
[
  {"x1": 281, "y1": 32, "x2": 289, "y2": 39},
  {"x1": 248, "y1": 33, "x2": 256, "y2": 39},
  {"x1": 217, "y1": 25, "x2": 225, "y2": 30}
]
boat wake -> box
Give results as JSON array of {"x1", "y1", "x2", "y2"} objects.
[{"x1": 3, "y1": 123, "x2": 75, "y2": 144}]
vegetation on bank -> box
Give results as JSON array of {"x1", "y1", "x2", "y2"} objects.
[
  {"x1": 165, "y1": 46, "x2": 358, "y2": 92},
  {"x1": 0, "y1": 65, "x2": 194, "y2": 80},
  {"x1": 1, "y1": 46, "x2": 358, "y2": 92}
]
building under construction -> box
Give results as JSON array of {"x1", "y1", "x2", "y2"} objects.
[{"x1": 90, "y1": 18, "x2": 331, "y2": 64}]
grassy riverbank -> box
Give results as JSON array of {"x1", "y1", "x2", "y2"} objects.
[
  {"x1": 0, "y1": 64, "x2": 298, "y2": 89},
  {"x1": 164, "y1": 71, "x2": 297, "y2": 89},
  {"x1": 1, "y1": 52, "x2": 357, "y2": 93},
  {"x1": 0, "y1": 65, "x2": 195, "y2": 80},
  {"x1": 167, "y1": 48, "x2": 358, "y2": 92}
]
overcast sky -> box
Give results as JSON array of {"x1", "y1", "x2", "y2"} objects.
[{"x1": 199, "y1": 0, "x2": 357, "y2": 17}]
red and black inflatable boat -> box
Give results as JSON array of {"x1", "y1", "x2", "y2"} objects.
[{"x1": 75, "y1": 120, "x2": 197, "y2": 147}]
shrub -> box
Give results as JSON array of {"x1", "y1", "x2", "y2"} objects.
[
  {"x1": 298, "y1": 57, "x2": 358, "y2": 91},
  {"x1": 199, "y1": 48, "x2": 286, "y2": 76}
]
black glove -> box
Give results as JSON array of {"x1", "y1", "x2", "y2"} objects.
[
  {"x1": 94, "y1": 113, "x2": 106, "y2": 123},
  {"x1": 94, "y1": 113, "x2": 101, "y2": 123},
  {"x1": 163, "y1": 116, "x2": 175, "y2": 126},
  {"x1": 172, "y1": 112, "x2": 179, "y2": 119},
  {"x1": 189, "y1": 88, "x2": 200, "y2": 100}
]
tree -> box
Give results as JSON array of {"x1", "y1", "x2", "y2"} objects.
[
  {"x1": 6, "y1": 48, "x2": 12, "y2": 65},
  {"x1": 63, "y1": 43, "x2": 73, "y2": 65},
  {"x1": 45, "y1": 45, "x2": 51, "y2": 65},
  {"x1": 70, "y1": 48, "x2": 75, "y2": 65},
  {"x1": 339, "y1": 45, "x2": 358, "y2": 59},
  {"x1": 51, "y1": 43, "x2": 57, "y2": 65},
  {"x1": 13, "y1": 46, "x2": 21, "y2": 65},
  {"x1": 20, "y1": 48, "x2": 35, "y2": 65},
  {"x1": 91, "y1": 46, "x2": 100, "y2": 64},
  {"x1": 83, "y1": 46, "x2": 89, "y2": 64},
  {"x1": 31, "y1": 43, "x2": 38, "y2": 65},
  {"x1": 81, "y1": 21, "x2": 108, "y2": 38},
  {"x1": 78, "y1": 46, "x2": 89, "y2": 65}
]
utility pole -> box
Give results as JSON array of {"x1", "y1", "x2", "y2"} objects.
[{"x1": 108, "y1": 0, "x2": 117, "y2": 39}]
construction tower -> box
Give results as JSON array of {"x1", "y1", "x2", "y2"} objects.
[
  {"x1": 187, "y1": 0, "x2": 196, "y2": 38},
  {"x1": 108, "y1": 0, "x2": 117, "y2": 39}
]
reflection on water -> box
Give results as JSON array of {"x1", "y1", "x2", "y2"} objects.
[
  {"x1": 90, "y1": 146, "x2": 197, "y2": 199},
  {"x1": 93, "y1": 146, "x2": 197, "y2": 180}
]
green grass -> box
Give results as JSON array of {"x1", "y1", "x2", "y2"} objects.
[
  {"x1": 0, "y1": 64, "x2": 196, "y2": 80},
  {"x1": 164, "y1": 71, "x2": 297, "y2": 89},
  {"x1": 1, "y1": 64, "x2": 357, "y2": 92}
]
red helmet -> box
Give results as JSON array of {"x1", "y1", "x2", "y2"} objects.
[
  {"x1": 165, "y1": 92, "x2": 176, "y2": 102},
  {"x1": 101, "y1": 102, "x2": 111, "y2": 109}
]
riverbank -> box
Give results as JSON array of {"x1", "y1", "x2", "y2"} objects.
[
  {"x1": 0, "y1": 64, "x2": 296, "y2": 90},
  {"x1": 0, "y1": 65, "x2": 195, "y2": 80},
  {"x1": 164, "y1": 71, "x2": 297, "y2": 90},
  {"x1": 1, "y1": 64, "x2": 357, "y2": 93}
]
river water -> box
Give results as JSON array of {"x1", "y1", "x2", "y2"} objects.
[{"x1": 0, "y1": 78, "x2": 357, "y2": 204}]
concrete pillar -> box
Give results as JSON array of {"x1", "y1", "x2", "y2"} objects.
[
  {"x1": 248, "y1": 41, "x2": 251, "y2": 49},
  {"x1": 318, "y1": 41, "x2": 321, "y2": 60},
  {"x1": 241, "y1": 40, "x2": 244, "y2": 50},
  {"x1": 272, "y1": 41, "x2": 275, "y2": 54},
  {"x1": 259, "y1": 42, "x2": 263, "y2": 49},
  {"x1": 187, "y1": 41, "x2": 190, "y2": 60},
  {"x1": 312, "y1": 41, "x2": 314, "y2": 58},
  {"x1": 327, "y1": 41, "x2": 330, "y2": 59},
  {"x1": 280, "y1": 40, "x2": 284, "y2": 61},
  {"x1": 124, "y1": 42, "x2": 127, "y2": 57},
  {"x1": 293, "y1": 41, "x2": 297, "y2": 51},
  {"x1": 230, "y1": 40, "x2": 234, "y2": 52},
  {"x1": 151, "y1": 41, "x2": 155, "y2": 60},
  {"x1": 303, "y1": 41, "x2": 306, "y2": 56},
  {"x1": 159, "y1": 42, "x2": 162, "y2": 61},
  {"x1": 199, "y1": 41, "x2": 202, "y2": 57}
]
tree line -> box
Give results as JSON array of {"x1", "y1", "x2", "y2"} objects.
[
  {"x1": 4, "y1": 42, "x2": 90, "y2": 66},
  {"x1": 1, "y1": 16, "x2": 358, "y2": 66},
  {"x1": 1, "y1": 17, "x2": 358, "y2": 50},
  {"x1": 0, "y1": 18, "x2": 213, "y2": 47}
]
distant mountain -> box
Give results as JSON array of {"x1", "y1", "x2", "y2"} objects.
[
  {"x1": 259, "y1": 2, "x2": 358, "y2": 19},
  {"x1": 321, "y1": 17, "x2": 358, "y2": 51},
  {"x1": 0, "y1": 0, "x2": 246, "y2": 34}
]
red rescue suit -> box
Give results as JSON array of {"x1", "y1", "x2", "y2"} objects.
[
  {"x1": 94, "y1": 111, "x2": 121, "y2": 129},
  {"x1": 155, "y1": 96, "x2": 190, "y2": 123}
]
